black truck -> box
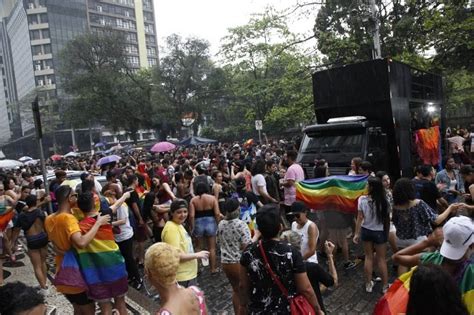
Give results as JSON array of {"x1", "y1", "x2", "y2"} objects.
[{"x1": 297, "y1": 58, "x2": 444, "y2": 179}]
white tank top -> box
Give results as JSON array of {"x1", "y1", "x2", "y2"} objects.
[{"x1": 292, "y1": 220, "x2": 318, "y2": 263}]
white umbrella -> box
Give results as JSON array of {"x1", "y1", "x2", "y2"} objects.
[
  {"x1": 18, "y1": 156, "x2": 33, "y2": 162},
  {"x1": 0, "y1": 159, "x2": 23, "y2": 169},
  {"x1": 25, "y1": 159, "x2": 39, "y2": 166},
  {"x1": 64, "y1": 151, "x2": 79, "y2": 158}
]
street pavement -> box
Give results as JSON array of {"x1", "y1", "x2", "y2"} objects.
[{"x1": 3, "y1": 237, "x2": 397, "y2": 314}]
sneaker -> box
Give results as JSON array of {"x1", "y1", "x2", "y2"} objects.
[
  {"x1": 382, "y1": 283, "x2": 390, "y2": 294},
  {"x1": 132, "y1": 278, "x2": 143, "y2": 290},
  {"x1": 366, "y1": 281, "x2": 374, "y2": 293},
  {"x1": 39, "y1": 287, "x2": 50, "y2": 296},
  {"x1": 373, "y1": 276, "x2": 382, "y2": 282},
  {"x1": 343, "y1": 261, "x2": 357, "y2": 270}
]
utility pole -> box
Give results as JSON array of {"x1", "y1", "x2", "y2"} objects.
[
  {"x1": 32, "y1": 97, "x2": 52, "y2": 213},
  {"x1": 369, "y1": 0, "x2": 382, "y2": 59}
]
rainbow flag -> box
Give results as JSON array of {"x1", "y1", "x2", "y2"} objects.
[
  {"x1": 374, "y1": 262, "x2": 474, "y2": 314},
  {"x1": 54, "y1": 217, "x2": 128, "y2": 300},
  {"x1": 0, "y1": 210, "x2": 14, "y2": 232},
  {"x1": 374, "y1": 268, "x2": 413, "y2": 314},
  {"x1": 296, "y1": 175, "x2": 368, "y2": 213}
]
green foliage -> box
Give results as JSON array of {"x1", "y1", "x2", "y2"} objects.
[
  {"x1": 219, "y1": 8, "x2": 315, "y2": 136},
  {"x1": 154, "y1": 35, "x2": 219, "y2": 134},
  {"x1": 59, "y1": 30, "x2": 157, "y2": 141}
]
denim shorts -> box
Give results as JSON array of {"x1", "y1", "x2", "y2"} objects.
[
  {"x1": 193, "y1": 216, "x2": 217, "y2": 237},
  {"x1": 360, "y1": 227, "x2": 387, "y2": 244}
]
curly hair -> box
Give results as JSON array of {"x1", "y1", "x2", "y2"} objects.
[
  {"x1": 393, "y1": 178, "x2": 416, "y2": 206},
  {"x1": 0, "y1": 282, "x2": 45, "y2": 315}
]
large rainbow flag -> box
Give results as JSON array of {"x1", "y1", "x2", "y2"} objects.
[
  {"x1": 54, "y1": 217, "x2": 128, "y2": 300},
  {"x1": 296, "y1": 175, "x2": 368, "y2": 213}
]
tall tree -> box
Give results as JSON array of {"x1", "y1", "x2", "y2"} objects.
[
  {"x1": 60, "y1": 29, "x2": 157, "y2": 142},
  {"x1": 220, "y1": 8, "x2": 315, "y2": 135},
  {"x1": 154, "y1": 34, "x2": 217, "y2": 135}
]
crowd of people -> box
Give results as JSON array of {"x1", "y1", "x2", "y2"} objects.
[{"x1": 0, "y1": 139, "x2": 473, "y2": 314}]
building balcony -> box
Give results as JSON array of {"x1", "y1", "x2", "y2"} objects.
[
  {"x1": 29, "y1": 23, "x2": 49, "y2": 30},
  {"x1": 37, "y1": 83, "x2": 56, "y2": 91},
  {"x1": 33, "y1": 53, "x2": 53, "y2": 61},
  {"x1": 100, "y1": 0, "x2": 134, "y2": 9},
  {"x1": 89, "y1": 21, "x2": 136, "y2": 31},
  {"x1": 26, "y1": 6, "x2": 47, "y2": 14},
  {"x1": 34, "y1": 68, "x2": 54, "y2": 76},
  {"x1": 88, "y1": 8, "x2": 136, "y2": 21},
  {"x1": 30, "y1": 38, "x2": 51, "y2": 46}
]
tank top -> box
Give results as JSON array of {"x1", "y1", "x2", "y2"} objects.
[
  {"x1": 292, "y1": 220, "x2": 318, "y2": 263},
  {"x1": 449, "y1": 178, "x2": 457, "y2": 191},
  {"x1": 0, "y1": 198, "x2": 7, "y2": 215}
]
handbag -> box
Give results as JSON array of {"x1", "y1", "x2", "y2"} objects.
[{"x1": 258, "y1": 240, "x2": 317, "y2": 315}]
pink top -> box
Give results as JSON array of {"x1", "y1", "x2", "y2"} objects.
[
  {"x1": 157, "y1": 286, "x2": 207, "y2": 315},
  {"x1": 283, "y1": 163, "x2": 305, "y2": 206}
]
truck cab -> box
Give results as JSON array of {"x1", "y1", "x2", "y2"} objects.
[{"x1": 299, "y1": 117, "x2": 388, "y2": 177}]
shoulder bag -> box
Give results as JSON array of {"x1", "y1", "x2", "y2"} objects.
[{"x1": 258, "y1": 240, "x2": 317, "y2": 315}]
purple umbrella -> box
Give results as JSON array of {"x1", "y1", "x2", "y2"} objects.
[
  {"x1": 97, "y1": 154, "x2": 121, "y2": 166},
  {"x1": 150, "y1": 141, "x2": 176, "y2": 153}
]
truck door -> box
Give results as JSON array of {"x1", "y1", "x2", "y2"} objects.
[{"x1": 366, "y1": 127, "x2": 389, "y2": 173}]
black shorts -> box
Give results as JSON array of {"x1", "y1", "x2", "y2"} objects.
[
  {"x1": 133, "y1": 225, "x2": 148, "y2": 242},
  {"x1": 360, "y1": 227, "x2": 387, "y2": 245},
  {"x1": 26, "y1": 232, "x2": 49, "y2": 250},
  {"x1": 64, "y1": 292, "x2": 93, "y2": 306}
]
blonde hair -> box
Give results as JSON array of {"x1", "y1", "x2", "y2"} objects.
[{"x1": 144, "y1": 242, "x2": 181, "y2": 285}]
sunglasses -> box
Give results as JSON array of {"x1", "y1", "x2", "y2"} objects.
[{"x1": 294, "y1": 213, "x2": 301, "y2": 219}]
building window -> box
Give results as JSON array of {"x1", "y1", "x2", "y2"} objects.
[
  {"x1": 146, "y1": 47, "x2": 156, "y2": 56},
  {"x1": 28, "y1": 15, "x2": 38, "y2": 25},
  {"x1": 43, "y1": 44, "x2": 52, "y2": 54},
  {"x1": 127, "y1": 56, "x2": 139, "y2": 67},
  {"x1": 148, "y1": 58, "x2": 157, "y2": 67},
  {"x1": 126, "y1": 32, "x2": 137, "y2": 42},
  {"x1": 40, "y1": 13, "x2": 48, "y2": 23},
  {"x1": 41, "y1": 29, "x2": 50, "y2": 39},
  {"x1": 30, "y1": 30, "x2": 41, "y2": 40}
]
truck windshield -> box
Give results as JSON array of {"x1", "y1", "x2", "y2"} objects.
[{"x1": 301, "y1": 132, "x2": 364, "y2": 156}]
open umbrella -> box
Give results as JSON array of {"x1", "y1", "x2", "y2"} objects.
[
  {"x1": 64, "y1": 152, "x2": 79, "y2": 158},
  {"x1": 0, "y1": 159, "x2": 23, "y2": 169},
  {"x1": 51, "y1": 154, "x2": 63, "y2": 161},
  {"x1": 18, "y1": 156, "x2": 33, "y2": 162},
  {"x1": 60, "y1": 179, "x2": 81, "y2": 190},
  {"x1": 94, "y1": 142, "x2": 107, "y2": 148},
  {"x1": 178, "y1": 136, "x2": 218, "y2": 147},
  {"x1": 25, "y1": 159, "x2": 39, "y2": 166},
  {"x1": 97, "y1": 154, "x2": 121, "y2": 167},
  {"x1": 150, "y1": 141, "x2": 176, "y2": 153}
]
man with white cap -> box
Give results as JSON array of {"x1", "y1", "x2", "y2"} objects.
[{"x1": 393, "y1": 215, "x2": 473, "y2": 312}]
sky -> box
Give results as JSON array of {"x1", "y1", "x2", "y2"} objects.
[{"x1": 153, "y1": 0, "x2": 319, "y2": 57}]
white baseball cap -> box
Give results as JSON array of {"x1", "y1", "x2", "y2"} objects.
[{"x1": 440, "y1": 216, "x2": 474, "y2": 260}]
